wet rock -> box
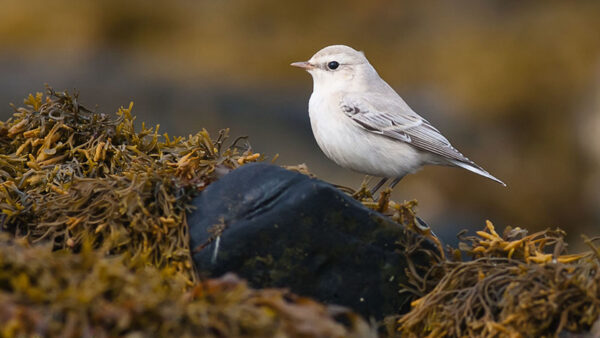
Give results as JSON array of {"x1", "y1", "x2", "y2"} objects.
[{"x1": 188, "y1": 163, "x2": 438, "y2": 320}]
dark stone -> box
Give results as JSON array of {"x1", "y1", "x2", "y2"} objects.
[{"x1": 188, "y1": 163, "x2": 438, "y2": 320}]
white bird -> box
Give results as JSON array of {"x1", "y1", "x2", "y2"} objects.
[{"x1": 291, "y1": 45, "x2": 506, "y2": 192}]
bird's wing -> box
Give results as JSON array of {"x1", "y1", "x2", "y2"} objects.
[{"x1": 340, "y1": 92, "x2": 473, "y2": 164}]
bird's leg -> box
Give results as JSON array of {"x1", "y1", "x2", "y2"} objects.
[
  {"x1": 370, "y1": 177, "x2": 388, "y2": 196},
  {"x1": 389, "y1": 175, "x2": 406, "y2": 190}
]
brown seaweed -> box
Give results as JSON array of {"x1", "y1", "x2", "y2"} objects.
[
  {"x1": 0, "y1": 87, "x2": 262, "y2": 282},
  {"x1": 0, "y1": 89, "x2": 381, "y2": 337},
  {"x1": 0, "y1": 234, "x2": 373, "y2": 337},
  {"x1": 3, "y1": 88, "x2": 600, "y2": 337},
  {"x1": 397, "y1": 221, "x2": 600, "y2": 337}
]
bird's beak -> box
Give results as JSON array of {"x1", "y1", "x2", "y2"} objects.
[{"x1": 290, "y1": 61, "x2": 314, "y2": 70}]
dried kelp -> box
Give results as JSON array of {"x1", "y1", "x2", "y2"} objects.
[
  {"x1": 398, "y1": 221, "x2": 600, "y2": 337},
  {"x1": 0, "y1": 88, "x2": 261, "y2": 281},
  {"x1": 0, "y1": 234, "x2": 374, "y2": 337}
]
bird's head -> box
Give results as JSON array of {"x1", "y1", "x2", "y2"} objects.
[{"x1": 291, "y1": 45, "x2": 377, "y2": 92}]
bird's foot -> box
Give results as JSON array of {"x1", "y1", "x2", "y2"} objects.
[
  {"x1": 375, "y1": 188, "x2": 392, "y2": 211},
  {"x1": 369, "y1": 177, "x2": 388, "y2": 195}
]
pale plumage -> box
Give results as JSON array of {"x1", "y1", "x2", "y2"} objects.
[{"x1": 292, "y1": 45, "x2": 506, "y2": 188}]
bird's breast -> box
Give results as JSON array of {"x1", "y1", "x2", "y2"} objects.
[{"x1": 308, "y1": 91, "x2": 424, "y2": 178}]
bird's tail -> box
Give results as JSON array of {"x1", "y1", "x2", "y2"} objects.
[{"x1": 450, "y1": 160, "x2": 507, "y2": 187}]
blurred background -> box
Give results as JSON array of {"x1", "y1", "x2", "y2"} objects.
[{"x1": 1, "y1": 0, "x2": 599, "y2": 250}]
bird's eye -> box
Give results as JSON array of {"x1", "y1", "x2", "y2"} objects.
[{"x1": 327, "y1": 61, "x2": 339, "y2": 70}]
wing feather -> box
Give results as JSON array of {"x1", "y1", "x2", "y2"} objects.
[{"x1": 340, "y1": 93, "x2": 473, "y2": 164}]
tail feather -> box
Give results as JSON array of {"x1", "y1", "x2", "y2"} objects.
[{"x1": 450, "y1": 160, "x2": 507, "y2": 187}]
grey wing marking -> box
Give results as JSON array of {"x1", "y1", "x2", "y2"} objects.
[
  {"x1": 340, "y1": 94, "x2": 474, "y2": 164},
  {"x1": 341, "y1": 95, "x2": 420, "y2": 143}
]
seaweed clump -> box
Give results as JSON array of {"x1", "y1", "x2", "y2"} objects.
[
  {"x1": 0, "y1": 89, "x2": 375, "y2": 337},
  {"x1": 398, "y1": 221, "x2": 600, "y2": 337},
  {"x1": 0, "y1": 234, "x2": 373, "y2": 337},
  {"x1": 0, "y1": 88, "x2": 261, "y2": 281}
]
